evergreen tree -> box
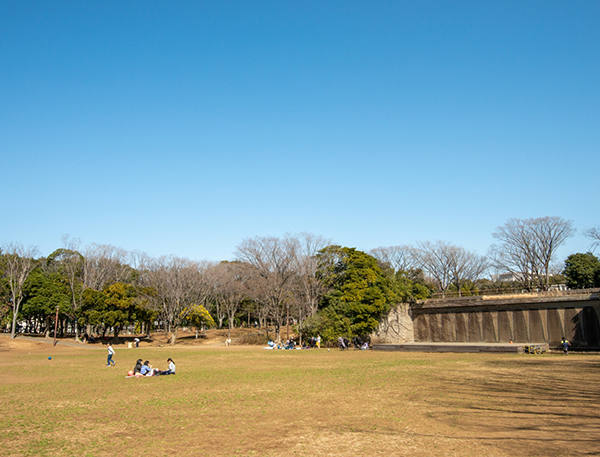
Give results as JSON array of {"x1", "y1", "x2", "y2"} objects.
[
  {"x1": 308, "y1": 246, "x2": 396, "y2": 341},
  {"x1": 564, "y1": 253, "x2": 600, "y2": 289}
]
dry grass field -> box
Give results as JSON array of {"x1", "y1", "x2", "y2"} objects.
[{"x1": 1, "y1": 333, "x2": 599, "y2": 457}]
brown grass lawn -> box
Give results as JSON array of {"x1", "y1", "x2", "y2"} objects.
[{"x1": 1, "y1": 333, "x2": 599, "y2": 457}]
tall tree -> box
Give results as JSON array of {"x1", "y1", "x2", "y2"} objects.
[
  {"x1": 102, "y1": 282, "x2": 143, "y2": 340},
  {"x1": 146, "y1": 255, "x2": 210, "y2": 345},
  {"x1": 234, "y1": 235, "x2": 300, "y2": 343},
  {"x1": 21, "y1": 268, "x2": 71, "y2": 337},
  {"x1": 83, "y1": 243, "x2": 132, "y2": 291},
  {"x1": 446, "y1": 245, "x2": 489, "y2": 296},
  {"x1": 489, "y1": 216, "x2": 575, "y2": 291},
  {"x1": 206, "y1": 261, "x2": 248, "y2": 337},
  {"x1": 411, "y1": 241, "x2": 453, "y2": 296},
  {"x1": 293, "y1": 233, "x2": 332, "y2": 340},
  {"x1": 311, "y1": 246, "x2": 395, "y2": 341},
  {"x1": 2, "y1": 243, "x2": 39, "y2": 339},
  {"x1": 47, "y1": 247, "x2": 85, "y2": 340}
]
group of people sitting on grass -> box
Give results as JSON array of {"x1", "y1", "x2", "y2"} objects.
[
  {"x1": 128, "y1": 358, "x2": 176, "y2": 377},
  {"x1": 262, "y1": 339, "x2": 297, "y2": 350},
  {"x1": 262, "y1": 336, "x2": 370, "y2": 351},
  {"x1": 338, "y1": 336, "x2": 369, "y2": 351}
]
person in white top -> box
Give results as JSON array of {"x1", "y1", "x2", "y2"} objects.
[
  {"x1": 107, "y1": 343, "x2": 116, "y2": 366},
  {"x1": 159, "y1": 358, "x2": 176, "y2": 375}
]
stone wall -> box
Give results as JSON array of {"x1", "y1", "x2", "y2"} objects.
[
  {"x1": 374, "y1": 290, "x2": 600, "y2": 348},
  {"x1": 371, "y1": 303, "x2": 414, "y2": 344}
]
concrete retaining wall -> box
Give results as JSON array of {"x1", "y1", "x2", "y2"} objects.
[{"x1": 374, "y1": 290, "x2": 600, "y2": 348}]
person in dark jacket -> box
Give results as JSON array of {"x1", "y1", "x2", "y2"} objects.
[{"x1": 561, "y1": 337, "x2": 571, "y2": 355}]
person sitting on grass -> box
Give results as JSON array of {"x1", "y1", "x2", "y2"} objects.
[
  {"x1": 263, "y1": 340, "x2": 276, "y2": 350},
  {"x1": 133, "y1": 359, "x2": 143, "y2": 375},
  {"x1": 159, "y1": 358, "x2": 176, "y2": 375},
  {"x1": 140, "y1": 360, "x2": 154, "y2": 376}
]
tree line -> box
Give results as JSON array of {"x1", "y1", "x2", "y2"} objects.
[{"x1": 1, "y1": 217, "x2": 599, "y2": 345}]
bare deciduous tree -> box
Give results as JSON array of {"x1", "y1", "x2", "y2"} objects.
[
  {"x1": 295, "y1": 233, "x2": 331, "y2": 316},
  {"x1": 585, "y1": 226, "x2": 600, "y2": 252},
  {"x1": 446, "y1": 245, "x2": 489, "y2": 296},
  {"x1": 2, "y1": 243, "x2": 39, "y2": 338},
  {"x1": 205, "y1": 261, "x2": 248, "y2": 338},
  {"x1": 234, "y1": 235, "x2": 300, "y2": 343},
  {"x1": 369, "y1": 245, "x2": 416, "y2": 273},
  {"x1": 413, "y1": 241, "x2": 487, "y2": 297},
  {"x1": 52, "y1": 236, "x2": 86, "y2": 340},
  {"x1": 412, "y1": 241, "x2": 454, "y2": 296},
  {"x1": 293, "y1": 233, "x2": 332, "y2": 343},
  {"x1": 83, "y1": 243, "x2": 132, "y2": 291},
  {"x1": 489, "y1": 216, "x2": 575, "y2": 291},
  {"x1": 146, "y1": 255, "x2": 211, "y2": 345}
]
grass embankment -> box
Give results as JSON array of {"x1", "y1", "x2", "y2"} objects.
[{"x1": 1, "y1": 336, "x2": 599, "y2": 457}]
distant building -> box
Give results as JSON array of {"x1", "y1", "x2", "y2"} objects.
[
  {"x1": 490, "y1": 272, "x2": 524, "y2": 283},
  {"x1": 490, "y1": 272, "x2": 567, "y2": 291}
]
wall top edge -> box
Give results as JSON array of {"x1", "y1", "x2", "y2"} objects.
[{"x1": 413, "y1": 290, "x2": 600, "y2": 310}]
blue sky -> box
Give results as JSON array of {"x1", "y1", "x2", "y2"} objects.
[{"x1": 1, "y1": 1, "x2": 599, "y2": 264}]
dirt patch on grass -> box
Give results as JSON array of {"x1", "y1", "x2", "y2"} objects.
[{"x1": 5, "y1": 327, "x2": 270, "y2": 350}]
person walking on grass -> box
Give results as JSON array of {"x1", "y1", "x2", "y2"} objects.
[
  {"x1": 107, "y1": 342, "x2": 116, "y2": 366},
  {"x1": 561, "y1": 337, "x2": 571, "y2": 356}
]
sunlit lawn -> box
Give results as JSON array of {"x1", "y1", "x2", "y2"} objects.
[{"x1": 1, "y1": 340, "x2": 599, "y2": 457}]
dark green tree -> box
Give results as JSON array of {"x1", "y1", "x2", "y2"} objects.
[
  {"x1": 80, "y1": 288, "x2": 107, "y2": 333},
  {"x1": 21, "y1": 268, "x2": 71, "y2": 336},
  {"x1": 564, "y1": 253, "x2": 600, "y2": 289},
  {"x1": 102, "y1": 282, "x2": 138, "y2": 340},
  {"x1": 379, "y1": 265, "x2": 432, "y2": 302},
  {"x1": 80, "y1": 282, "x2": 150, "y2": 340},
  {"x1": 308, "y1": 246, "x2": 396, "y2": 342},
  {"x1": 46, "y1": 248, "x2": 85, "y2": 340}
]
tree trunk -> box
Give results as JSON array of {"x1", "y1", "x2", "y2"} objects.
[
  {"x1": 10, "y1": 302, "x2": 21, "y2": 339},
  {"x1": 170, "y1": 327, "x2": 178, "y2": 345},
  {"x1": 74, "y1": 322, "x2": 81, "y2": 342}
]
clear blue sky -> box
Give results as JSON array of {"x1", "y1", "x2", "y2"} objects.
[{"x1": 1, "y1": 1, "x2": 598, "y2": 264}]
